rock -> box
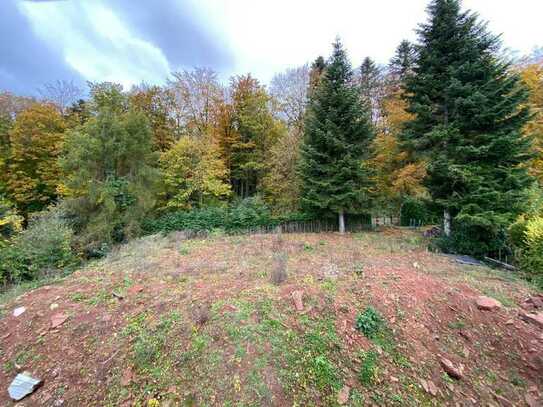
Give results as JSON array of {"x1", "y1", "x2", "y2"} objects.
[
  {"x1": 476, "y1": 296, "x2": 502, "y2": 311},
  {"x1": 13, "y1": 306, "x2": 26, "y2": 317},
  {"x1": 291, "y1": 290, "x2": 304, "y2": 312},
  {"x1": 8, "y1": 372, "x2": 42, "y2": 401},
  {"x1": 121, "y1": 367, "x2": 133, "y2": 387},
  {"x1": 420, "y1": 379, "x2": 438, "y2": 396},
  {"x1": 525, "y1": 393, "x2": 539, "y2": 407},
  {"x1": 520, "y1": 312, "x2": 543, "y2": 329},
  {"x1": 439, "y1": 357, "x2": 464, "y2": 379},
  {"x1": 128, "y1": 285, "x2": 144, "y2": 295},
  {"x1": 49, "y1": 303, "x2": 59, "y2": 311},
  {"x1": 337, "y1": 385, "x2": 350, "y2": 405},
  {"x1": 50, "y1": 313, "x2": 68, "y2": 329}
]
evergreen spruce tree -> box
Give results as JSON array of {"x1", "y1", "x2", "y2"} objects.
[
  {"x1": 403, "y1": 0, "x2": 533, "y2": 255},
  {"x1": 299, "y1": 39, "x2": 374, "y2": 233},
  {"x1": 389, "y1": 40, "x2": 417, "y2": 82},
  {"x1": 359, "y1": 57, "x2": 382, "y2": 126}
]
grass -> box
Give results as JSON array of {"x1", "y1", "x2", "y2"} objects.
[{"x1": 359, "y1": 350, "x2": 379, "y2": 385}]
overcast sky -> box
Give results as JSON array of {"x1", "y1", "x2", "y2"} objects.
[{"x1": 2, "y1": 0, "x2": 542, "y2": 95}]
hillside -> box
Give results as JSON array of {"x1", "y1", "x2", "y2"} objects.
[{"x1": 1, "y1": 229, "x2": 542, "y2": 406}]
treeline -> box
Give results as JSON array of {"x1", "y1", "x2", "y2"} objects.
[{"x1": 0, "y1": 0, "x2": 543, "y2": 287}]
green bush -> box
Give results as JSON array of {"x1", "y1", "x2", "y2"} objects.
[
  {"x1": 143, "y1": 197, "x2": 311, "y2": 235},
  {"x1": 521, "y1": 216, "x2": 543, "y2": 288},
  {"x1": 0, "y1": 207, "x2": 79, "y2": 286},
  {"x1": 508, "y1": 216, "x2": 529, "y2": 250},
  {"x1": 400, "y1": 197, "x2": 434, "y2": 226},
  {"x1": 435, "y1": 212, "x2": 509, "y2": 258},
  {"x1": 355, "y1": 306, "x2": 384, "y2": 339}
]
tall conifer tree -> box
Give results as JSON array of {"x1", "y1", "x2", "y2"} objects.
[
  {"x1": 299, "y1": 39, "x2": 374, "y2": 233},
  {"x1": 403, "y1": 0, "x2": 533, "y2": 255}
]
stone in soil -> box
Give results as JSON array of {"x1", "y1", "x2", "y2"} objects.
[
  {"x1": 13, "y1": 306, "x2": 26, "y2": 317},
  {"x1": 50, "y1": 313, "x2": 68, "y2": 329},
  {"x1": 439, "y1": 357, "x2": 464, "y2": 379},
  {"x1": 337, "y1": 385, "x2": 350, "y2": 405},
  {"x1": 8, "y1": 372, "x2": 42, "y2": 401},
  {"x1": 476, "y1": 296, "x2": 502, "y2": 311},
  {"x1": 291, "y1": 290, "x2": 304, "y2": 312},
  {"x1": 520, "y1": 312, "x2": 543, "y2": 329}
]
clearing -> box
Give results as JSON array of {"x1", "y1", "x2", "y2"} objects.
[{"x1": 0, "y1": 229, "x2": 542, "y2": 406}]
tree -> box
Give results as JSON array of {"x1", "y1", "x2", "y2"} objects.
[
  {"x1": 359, "y1": 57, "x2": 383, "y2": 126},
  {"x1": 270, "y1": 64, "x2": 310, "y2": 132},
  {"x1": 129, "y1": 84, "x2": 177, "y2": 151},
  {"x1": 262, "y1": 129, "x2": 302, "y2": 213},
  {"x1": 60, "y1": 84, "x2": 159, "y2": 250},
  {"x1": 519, "y1": 62, "x2": 543, "y2": 184},
  {"x1": 403, "y1": 0, "x2": 533, "y2": 255},
  {"x1": 224, "y1": 75, "x2": 285, "y2": 198},
  {"x1": 309, "y1": 56, "x2": 327, "y2": 96},
  {"x1": 0, "y1": 93, "x2": 37, "y2": 198},
  {"x1": 5, "y1": 103, "x2": 65, "y2": 214},
  {"x1": 299, "y1": 39, "x2": 374, "y2": 233},
  {"x1": 159, "y1": 136, "x2": 231, "y2": 210},
  {"x1": 168, "y1": 68, "x2": 224, "y2": 138},
  {"x1": 38, "y1": 80, "x2": 83, "y2": 115},
  {"x1": 389, "y1": 40, "x2": 417, "y2": 83}
]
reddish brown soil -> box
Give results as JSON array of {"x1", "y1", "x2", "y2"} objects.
[{"x1": 0, "y1": 230, "x2": 541, "y2": 406}]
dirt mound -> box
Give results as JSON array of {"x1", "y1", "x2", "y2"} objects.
[{"x1": 1, "y1": 231, "x2": 542, "y2": 406}]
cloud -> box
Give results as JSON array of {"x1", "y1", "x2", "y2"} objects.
[
  {"x1": 106, "y1": 0, "x2": 233, "y2": 71},
  {"x1": 0, "y1": 0, "x2": 83, "y2": 95},
  {"x1": 2, "y1": 0, "x2": 234, "y2": 94}
]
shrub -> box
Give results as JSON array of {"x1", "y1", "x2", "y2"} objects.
[
  {"x1": 435, "y1": 212, "x2": 509, "y2": 258},
  {"x1": 508, "y1": 215, "x2": 529, "y2": 250},
  {"x1": 0, "y1": 207, "x2": 78, "y2": 286},
  {"x1": 521, "y1": 216, "x2": 543, "y2": 288},
  {"x1": 400, "y1": 197, "x2": 434, "y2": 226},
  {"x1": 355, "y1": 306, "x2": 384, "y2": 339},
  {"x1": 143, "y1": 197, "x2": 311, "y2": 235}
]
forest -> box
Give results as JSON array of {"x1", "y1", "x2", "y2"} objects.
[{"x1": 0, "y1": 0, "x2": 542, "y2": 290}]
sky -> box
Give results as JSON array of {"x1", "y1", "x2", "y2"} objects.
[{"x1": 1, "y1": 0, "x2": 542, "y2": 95}]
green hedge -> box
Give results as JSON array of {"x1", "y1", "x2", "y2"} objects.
[{"x1": 143, "y1": 197, "x2": 312, "y2": 235}]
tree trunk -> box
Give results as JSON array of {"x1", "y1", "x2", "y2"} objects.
[
  {"x1": 443, "y1": 209, "x2": 451, "y2": 237},
  {"x1": 338, "y1": 210, "x2": 345, "y2": 234}
]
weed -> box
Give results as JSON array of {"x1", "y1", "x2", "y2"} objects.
[
  {"x1": 510, "y1": 372, "x2": 526, "y2": 387},
  {"x1": 303, "y1": 243, "x2": 314, "y2": 252},
  {"x1": 179, "y1": 246, "x2": 190, "y2": 256},
  {"x1": 359, "y1": 350, "x2": 379, "y2": 385},
  {"x1": 355, "y1": 306, "x2": 385, "y2": 339},
  {"x1": 448, "y1": 319, "x2": 466, "y2": 330},
  {"x1": 353, "y1": 262, "x2": 364, "y2": 276}
]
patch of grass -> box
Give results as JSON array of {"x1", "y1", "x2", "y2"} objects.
[
  {"x1": 321, "y1": 278, "x2": 337, "y2": 294},
  {"x1": 124, "y1": 311, "x2": 182, "y2": 372},
  {"x1": 359, "y1": 350, "x2": 379, "y2": 385},
  {"x1": 448, "y1": 319, "x2": 466, "y2": 330}
]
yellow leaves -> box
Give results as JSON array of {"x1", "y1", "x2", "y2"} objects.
[
  {"x1": 5, "y1": 103, "x2": 65, "y2": 212},
  {"x1": 519, "y1": 62, "x2": 543, "y2": 184},
  {"x1": 159, "y1": 136, "x2": 231, "y2": 210},
  {"x1": 370, "y1": 87, "x2": 426, "y2": 210}
]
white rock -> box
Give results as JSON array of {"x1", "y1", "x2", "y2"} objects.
[{"x1": 13, "y1": 307, "x2": 26, "y2": 317}]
